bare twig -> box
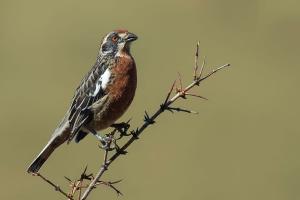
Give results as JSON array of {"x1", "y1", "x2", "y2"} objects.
[
  {"x1": 199, "y1": 56, "x2": 206, "y2": 79},
  {"x1": 185, "y1": 92, "x2": 208, "y2": 100},
  {"x1": 163, "y1": 80, "x2": 176, "y2": 107},
  {"x1": 80, "y1": 139, "x2": 110, "y2": 199},
  {"x1": 35, "y1": 173, "x2": 73, "y2": 200},
  {"x1": 166, "y1": 106, "x2": 198, "y2": 114},
  {"x1": 96, "y1": 180, "x2": 123, "y2": 196},
  {"x1": 177, "y1": 72, "x2": 183, "y2": 93},
  {"x1": 193, "y1": 41, "x2": 200, "y2": 81}
]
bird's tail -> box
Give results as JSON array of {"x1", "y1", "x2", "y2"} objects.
[
  {"x1": 27, "y1": 135, "x2": 63, "y2": 173},
  {"x1": 27, "y1": 119, "x2": 71, "y2": 173}
]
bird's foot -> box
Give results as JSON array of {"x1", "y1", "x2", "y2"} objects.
[
  {"x1": 86, "y1": 127, "x2": 112, "y2": 150},
  {"x1": 94, "y1": 134, "x2": 112, "y2": 150}
]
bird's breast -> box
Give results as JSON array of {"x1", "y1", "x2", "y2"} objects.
[{"x1": 90, "y1": 55, "x2": 137, "y2": 130}]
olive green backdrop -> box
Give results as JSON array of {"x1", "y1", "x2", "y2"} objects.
[{"x1": 1, "y1": 0, "x2": 299, "y2": 199}]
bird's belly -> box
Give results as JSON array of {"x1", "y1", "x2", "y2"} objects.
[
  {"x1": 89, "y1": 68, "x2": 137, "y2": 131},
  {"x1": 91, "y1": 97, "x2": 133, "y2": 130}
]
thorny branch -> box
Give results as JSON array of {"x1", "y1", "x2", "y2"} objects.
[{"x1": 35, "y1": 42, "x2": 230, "y2": 200}]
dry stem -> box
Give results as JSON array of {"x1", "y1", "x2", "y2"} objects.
[{"x1": 35, "y1": 173, "x2": 73, "y2": 200}]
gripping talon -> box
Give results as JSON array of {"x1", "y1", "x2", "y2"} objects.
[
  {"x1": 85, "y1": 127, "x2": 111, "y2": 148},
  {"x1": 97, "y1": 135, "x2": 112, "y2": 150}
]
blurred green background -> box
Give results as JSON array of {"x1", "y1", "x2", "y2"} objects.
[{"x1": 1, "y1": 0, "x2": 300, "y2": 199}]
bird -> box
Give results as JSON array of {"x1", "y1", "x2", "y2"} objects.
[{"x1": 27, "y1": 29, "x2": 138, "y2": 173}]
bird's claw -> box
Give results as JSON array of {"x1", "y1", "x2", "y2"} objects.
[{"x1": 95, "y1": 134, "x2": 112, "y2": 150}]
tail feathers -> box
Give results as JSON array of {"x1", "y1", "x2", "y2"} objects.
[{"x1": 27, "y1": 135, "x2": 66, "y2": 173}]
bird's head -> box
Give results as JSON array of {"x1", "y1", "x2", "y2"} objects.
[{"x1": 99, "y1": 29, "x2": 138, "y2": 57}]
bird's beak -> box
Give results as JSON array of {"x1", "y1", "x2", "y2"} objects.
[{"x1": 125, "y1": 32, "x2": 138, "y2": 42}]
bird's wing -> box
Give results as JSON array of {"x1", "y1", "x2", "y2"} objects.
[{"x1": 67, "y1": 58, "x2": 112, "y2": 141}]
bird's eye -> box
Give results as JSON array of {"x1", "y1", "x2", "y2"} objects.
[{"x1": 112, "y1": 35, "x2": 118, "y2": 42}]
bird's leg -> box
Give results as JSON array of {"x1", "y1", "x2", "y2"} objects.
[
  {"x1": 85, "y1": 127, "x2": 111, "y2": 149},
  {"x1": 111, "y1": 122, "x2": 130, "y2": 136}
]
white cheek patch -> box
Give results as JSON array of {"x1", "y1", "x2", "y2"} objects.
[
  {"x1": 116, "y1": 42, "x2": 129, "y2": 58},
  {"x1": 116, "y1": 50, "x2": 130, "y2": 58},
  {"x1": 92, "y1": 69, "x2": 111, "y2": 96}
]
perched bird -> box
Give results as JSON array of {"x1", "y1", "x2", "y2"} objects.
[{"x1": 27, "y1": 30, "x2": 138, "y2": 173}]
